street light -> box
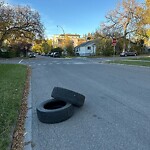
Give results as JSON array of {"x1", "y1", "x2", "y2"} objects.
[
  {"x1": 57, "y1": 25, "x2": 65, "y2": 35},
  {"x1": 57, "y1": 25, "x2": 66, "y2": 55}
]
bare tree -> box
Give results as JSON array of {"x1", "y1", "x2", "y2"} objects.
[
  {"x1": 100, "y1": 0, "x2": 144, "y2": 51},
  {"x1": 0, "y1": 1, "x2": 44, "y2": 48}
]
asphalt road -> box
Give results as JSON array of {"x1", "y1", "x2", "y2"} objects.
[{"x1": 1, "y1": 56, "x2": 150, "y2": 150}]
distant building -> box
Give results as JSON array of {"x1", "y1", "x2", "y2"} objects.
[{"x1": 52, "y1": 34, "x2": 86, "y2": 48}]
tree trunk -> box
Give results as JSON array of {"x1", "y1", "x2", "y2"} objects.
[
  {"x1": 123, "y1": 36, "x2": 126, "y2": 52},
  {"x1": 0, "y1": 33, "x2": 6, "y2": 48},
  {"x1": 0, "y1": 40, "x2": 3, "y2": 49},
  {"x1": 123, "y1": 27, "x2": 127, "y2": 52}
]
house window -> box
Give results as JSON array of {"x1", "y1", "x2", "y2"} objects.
[{"x1": 87, "y1": 46, "x2": 91, "y2": 50}]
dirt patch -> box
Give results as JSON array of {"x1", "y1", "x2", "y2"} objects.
[{"x1": 11, "y1": 67, "x2": 31, "y2": 150}]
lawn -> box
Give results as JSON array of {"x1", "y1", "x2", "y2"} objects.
[
  {"x1": 0, "y1": 64, "x2": 27, "y2": 150},
  {"x1": 128, "y1": 56, "x2": 150, "y2": 61},
  {"x1": 108, "y1": 56, "x2": 150, "y2": 67}
]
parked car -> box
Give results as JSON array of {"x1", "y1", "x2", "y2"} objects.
[
  {"x1": 50, "y1": 52, "x2": 60, "y2": 58},
  {"x1": 120, "y1": 51, "x2": 137, "y2": 57},
  {"x1": 28, "y1": 52, "x2": 36, "y2": 58},
  {"x1": 37, "y1": 52, "x2": 41, "y2": 55}
]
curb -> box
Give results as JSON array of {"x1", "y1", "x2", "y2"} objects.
[{"x1": 24, "y1": 79, "x2": 32, "y2": 150}]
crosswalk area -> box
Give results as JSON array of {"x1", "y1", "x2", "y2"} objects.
[{"x1": 21, "y1": 60, "x2": 100, "y2": 66}]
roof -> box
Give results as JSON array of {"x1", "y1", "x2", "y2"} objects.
[
  {"x1": 75, "y1": 40, "x2": 96, "y2": 48},
  {"x1": 60, "y1": 34, "x2": 80, "y2": 37}
]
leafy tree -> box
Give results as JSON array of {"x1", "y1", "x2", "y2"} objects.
[
  {"x1": 95, "y1": 38, "x2": 105, "y2": 55},
  {"x1": 136, "y1": 0, "x2": 150, "y2": 46},
  {"x1": 145, "y1": 0, "x2": 150, "y2": 24},
  {"x1": 32, "y1": 39, "x2": 53, "y2": 54},
  {"x1": 95, "y1": 37, "x2": 114, "y2": 56},
  {"x1": 86, "y1": 32, "x2": 94, "y2": 41},
  {"x1": 32, "y1": 42, "x2": 43, "y2": 53},
  {"x1": 77, "y1": 38, "x2": 86, "y2": 45},
  {"x1": 66, "y1": 44, "x2": 74, "y2": 56},
  {"x1": 0, "y1": 1, "x2": 44, "y2": 48},
  {"x1": 63, "y1": 36, "x2": 74, "y2": 56},
  {"x1": 47, "y1": 39, "x2": 53, "y2": 50},
  {"x1": 41, "y1": 41, "x2": 50, "y2": 54}
]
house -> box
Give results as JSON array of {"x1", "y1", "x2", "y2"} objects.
[{"x1": 74, "y1": 40, "x2": 96, "y2": 56}]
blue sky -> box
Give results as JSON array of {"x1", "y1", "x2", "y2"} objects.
[{"x1": 5, "y1": 0, "x2": 144, "y2": 38}]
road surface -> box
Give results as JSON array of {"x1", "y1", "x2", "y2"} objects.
[
  {"x1": 22, "y1": 56, "x2": 150, "y2": 150},
  {"x1": 1, "y1": 56, "x2": 150, "y2": 150}
]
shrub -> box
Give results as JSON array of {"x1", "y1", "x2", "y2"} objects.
[
  {"x1": 66, "y1": 45, "x2": 75, "y2": 56},
  {"x1": 102, "y1": 48, "x2": 114, "y2": 56},
  {"x1": 0, "y1": 50, "x2": 17, "y2": 58}
]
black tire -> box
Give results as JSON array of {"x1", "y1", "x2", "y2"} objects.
[
  {"x1": 51, "y1": 87, "x2": 85, "y2": 107},
  {"x1": 36, "y1": 99, "x2": 74, "y2": 124}
]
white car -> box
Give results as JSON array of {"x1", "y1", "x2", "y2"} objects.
[{"x1": 120, "y1": 51, "x2": 137, "y2": 57}]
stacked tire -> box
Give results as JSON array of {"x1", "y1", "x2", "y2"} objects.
[{"x1": 36, "y1": 87, "x2": 85, "y2": 124}]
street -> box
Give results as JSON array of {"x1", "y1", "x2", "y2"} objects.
[
  {"x1": 1, "y1": 0, "x2": 150, "y2": 149},
  {"x1": 1, "y1": 56, "x2": 150, "y2": 150}
]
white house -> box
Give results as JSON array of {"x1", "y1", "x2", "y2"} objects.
[{"x1": 74, "y1": 40, "x2": 96, "y2": 56}]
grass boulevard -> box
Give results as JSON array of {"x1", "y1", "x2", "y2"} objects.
[
  {"x1": 108, "y1": 56, "x2": 150, "y2": 67},
  {"x1": 0, "y1": 64, "x2": 29, "y2": 150}
]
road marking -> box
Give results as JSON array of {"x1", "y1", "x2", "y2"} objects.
[
  {"x1": 74, "y1": 62, "x2": 85, "y2": 64},
  {"x1": 65, "y1": 62, "x2": 70, "y2": 64},
  {"x1": 18, "y1": 59, "x2": 23, "y2": 64}
]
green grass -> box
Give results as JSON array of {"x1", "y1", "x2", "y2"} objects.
[
  {"x1": 0, "y1": 64, "x2": 27, "y2": 150},
  {"x1": 128, "y1": 56, "x2": 150, "y2": 61},
  {"x1": 109, "y1": 59, "x2": 150, "y2": 67}
]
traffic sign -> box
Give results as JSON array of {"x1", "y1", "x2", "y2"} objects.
[{"x1": 112, "y1": 38, "x2": 117, "y2": 46}]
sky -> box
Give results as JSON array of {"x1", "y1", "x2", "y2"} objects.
[{"x1": 4, "y1": 0, "x2": 145, "y2": 38}]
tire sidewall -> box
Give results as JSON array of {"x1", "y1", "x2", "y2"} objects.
[
  {"x1": 36, "y1": 99, "x2": 74, "y2": 124},
  {"x1": 51, "y1": 87, "x2": 85, "y2": 107}
]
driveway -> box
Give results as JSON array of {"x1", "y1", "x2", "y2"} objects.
[{"x1": 1, "y1": 56, "x2": 150, "y2": 150}]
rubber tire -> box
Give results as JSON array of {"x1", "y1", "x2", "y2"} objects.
[
  {"x1": 51, "y1": 87, "x2": 85, "y2": 107},
  {"x1": 36, "y1": 99, "x2": 74, "y2": 124}
]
